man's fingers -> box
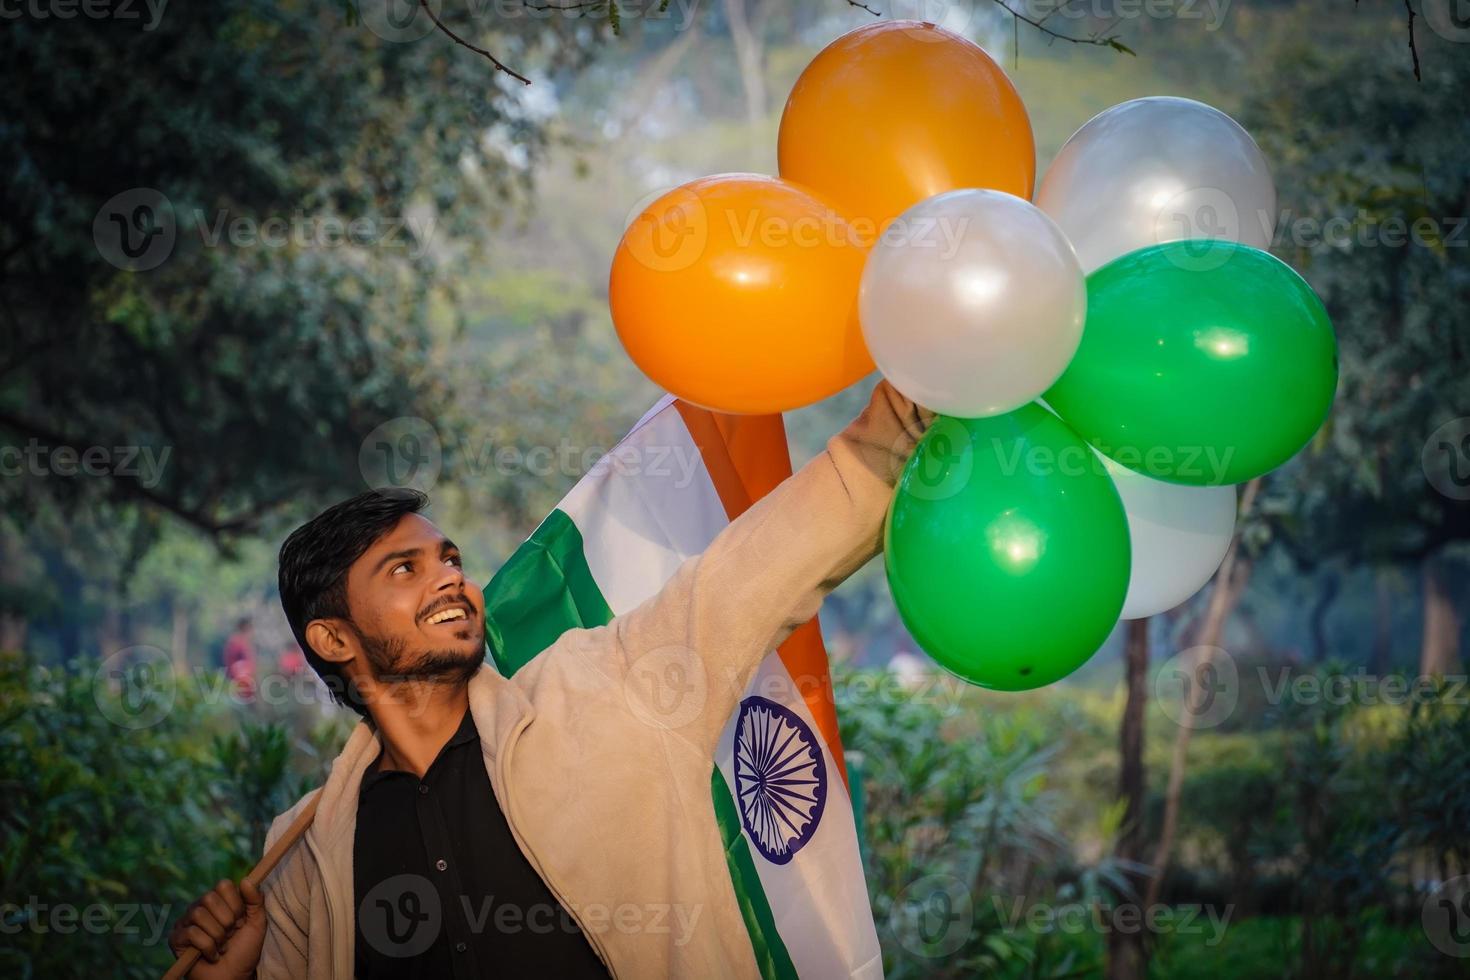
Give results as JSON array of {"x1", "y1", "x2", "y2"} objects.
[
  {"x1": 187, "y1": 903, "x2": 228, "y2": 943},
  {"x1": 240, "y1": 878, "x2": 263, "y2": 908},
  {"x1": 217, "y1": 879, "x2": 246, "y2": 920},
  {"x1": 167, "y1": 900, "x2": 200, "y2": 951},
  {"x1": 201, "y1": 890, "x2": 237, "y2": 932},
  {"x1": 183, "y1": 924, "x2": 221, "y2": 962}
]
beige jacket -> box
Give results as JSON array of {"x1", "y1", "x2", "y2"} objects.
[{"x1": 258, "y1": 381, "x2": 929, "y2": 979}]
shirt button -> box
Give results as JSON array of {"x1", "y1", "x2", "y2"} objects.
[
  {"x1": 455, "y1": 942, "x2": 468, "y2": 954},
  {"x1": 435, "y1": 859, "x2": 448, "y2": 872},
  {"x1": 418, "y1": 784, "x2": 429, "y2": 795}
]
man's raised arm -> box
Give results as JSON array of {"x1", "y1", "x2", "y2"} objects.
[{"x1": 605, "y1": 379, "x2": 932, "y2": 751}]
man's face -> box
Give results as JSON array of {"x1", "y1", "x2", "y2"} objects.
[{"x1": 340, "y1": 513, "x2": 486, "y2": 684}]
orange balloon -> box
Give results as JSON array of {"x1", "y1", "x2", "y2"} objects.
[
  {"x1": 778, "y1": 21, "x2": 1035, "y2": 234},
  {"x1": 608, "y1": 174, "x2": 874, "y2": 414}
]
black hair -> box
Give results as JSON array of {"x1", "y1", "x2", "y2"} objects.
[{"x1": 277, "y1": 487, "x2": 428, "y2": 717}]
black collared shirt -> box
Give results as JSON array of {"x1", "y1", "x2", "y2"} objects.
[{"x1": 352, "y1": 707, "x2": 609, "y2": 979}]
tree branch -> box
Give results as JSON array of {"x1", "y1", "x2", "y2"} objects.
[
  {"x1": 843, "y1": 0, "x2": 1131, "y2": 51},
  {"x1": 420, "y1": 0, "x2": 533, "y2": 85},
  {"x1": 1403, "y1": 0, "x2": 1422, "y2": 81},
  {"x1": 0, "y1": 411, "x2": 282, "y2": 536},
  {"x1": 1143, "y1": 477, "x2": 1262, "y2": 909},
  {"x1": 991, "y1": 0, "x2": 1133, "y2": 51}
]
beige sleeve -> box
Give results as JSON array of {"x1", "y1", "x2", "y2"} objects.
[
  {"x1": 605, "y1": 379, "x2": 931, "y2": 752},
  {"x1": 255, "y1": 811, "x2": 311, "y2": 979}
]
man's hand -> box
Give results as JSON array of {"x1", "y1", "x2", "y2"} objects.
[{"x1": 167, "y1": 878, "x2": 265, "y2": 979}]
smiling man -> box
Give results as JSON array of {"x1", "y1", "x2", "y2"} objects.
[{"x1": 167, "y1": 381, "x2": 930, "y2": 979}]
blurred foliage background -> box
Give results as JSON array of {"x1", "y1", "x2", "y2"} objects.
[{"x1": 1, "y1": 0, "x2": 1467, "y2": 976}]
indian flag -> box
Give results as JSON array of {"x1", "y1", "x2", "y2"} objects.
[{"x1": 481, "y1": 394, "x2": 882, "y2": 979}]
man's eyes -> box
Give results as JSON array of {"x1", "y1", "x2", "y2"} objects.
[{"x1": 389, "y1": 555, "x2": 461, "y2": 576}]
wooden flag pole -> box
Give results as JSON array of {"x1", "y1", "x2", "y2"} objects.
[{"x1": 162, "y1": 790, "x2": 321, "y2": 980}]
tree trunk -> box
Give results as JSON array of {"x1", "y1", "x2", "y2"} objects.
[
  {"x1": 1144, "y1": 477, "x2": 1261, "y2": 909},
  {"x1": 1369, "y1": 566, "x2": 1393, "y2": 675},
  {"x1": 170, "y1": 600, "x2": 191, "y2": 676},
  {"x1": 54, "y1": 560, "x2": 84, "y2": 664},
  {"x1": 1107, "y1": 617, "x2": 1151, "y2": 980},
  {"x1": 1308, "y1": 570, "x2": 1339, "y2": 663},
  {"x1": 611, "y1": 20, "x2": 701, "y2": 138},
  {"x1": 97, "y1": 605, "x2": 124, "y2": 662},
  {"x1": 1418, "y1": 555, "x2": 1462, "y2": 676},
  {"x1": 0, "y1": 529, "x2": 27, "y2": 653},
  {"x1": 724, "y1": 0, "x2": 768, "y2": 164},
  {"x1": 0, "y1": 610, "x2": 24, "y2": 653}
]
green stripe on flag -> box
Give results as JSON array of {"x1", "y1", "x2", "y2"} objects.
[
  {"x1": 711, "y1": 768, "x2": 799, "y2": 980},
  {"x1": 483, "y1": 509, "x2": 614, "y2": 676}
]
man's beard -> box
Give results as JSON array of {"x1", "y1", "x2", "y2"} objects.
[{"x1": 354, "y1": 624, "x2": 482, "y2": 687}]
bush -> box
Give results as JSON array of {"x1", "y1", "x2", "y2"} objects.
[{"x1": 0, "y1": 651, "x2": 345, "y2": 977}]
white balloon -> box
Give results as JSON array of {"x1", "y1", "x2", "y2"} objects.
[
  {"x1": 1036, "y1": 96, "x2": 1276, "y2": 273},
  {"x1": 859, "y1": 189, "x2": 1086, "y2": 418},
  {"x1": 1104, "y1": 455, "x2": 1238, "y2": 620}
]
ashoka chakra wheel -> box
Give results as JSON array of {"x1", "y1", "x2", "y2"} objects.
[{"x1": 733, "y1": 695, "x2": 828, "y2": 865}]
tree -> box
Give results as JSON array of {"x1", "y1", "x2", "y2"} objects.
[
  {"x1": 0, "y1": 1, "x2": 611, "y2": 657},
  {"x1": 1240, "y1": 14, "x2": 1470, "y2": 676},
  {"x1": 0, "y1": 1, "x2": 606, "y2": 534},
  {"x1": 1107, "y1": 618, "x2": 1150, "y2": 980}
]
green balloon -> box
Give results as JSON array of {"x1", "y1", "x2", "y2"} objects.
[
  {"x1": 884, "y1": 405, "x2": 1130, "y2": 691},
  {"x1": 1044, "y1": 241, "x2": 1337, "y2": 486}
]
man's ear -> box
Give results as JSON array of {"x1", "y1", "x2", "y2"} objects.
[{"x1": 305, "y1": 619, "x2": 355, "y2": 665}]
